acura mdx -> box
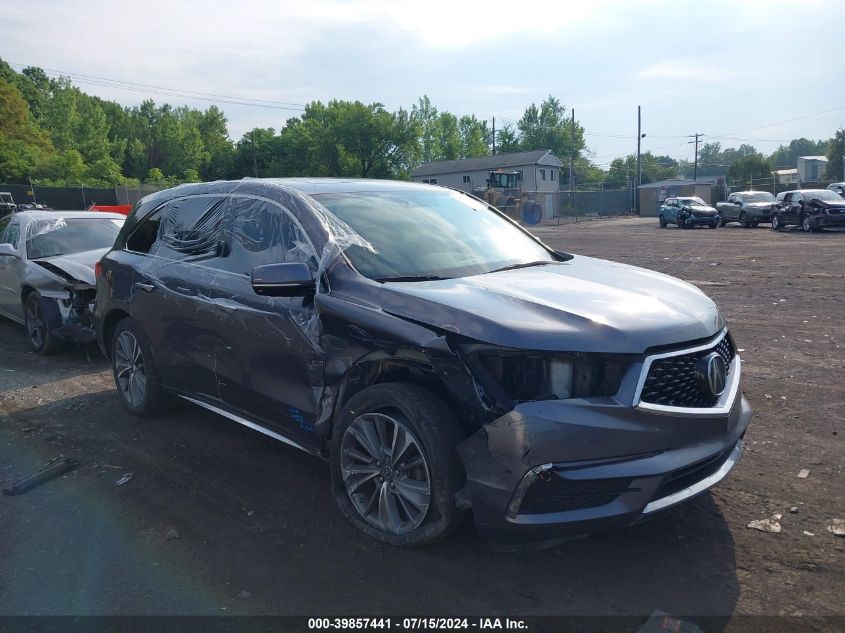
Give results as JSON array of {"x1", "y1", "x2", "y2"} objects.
[{"x1": 94, "y1": 179, "x2": 751, "y2": 547}]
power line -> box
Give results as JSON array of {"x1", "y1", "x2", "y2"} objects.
[{"x1": 6, "y1": 61, "x2": 309, "y2": 110}]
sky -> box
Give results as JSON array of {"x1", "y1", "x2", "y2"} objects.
[{"x1": 1, "y1": 0, "x2": 843, "y2": 166}]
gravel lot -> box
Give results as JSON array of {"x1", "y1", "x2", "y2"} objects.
[{"x1": 1, "y1": 216, "x2": 843, "y2": 622}]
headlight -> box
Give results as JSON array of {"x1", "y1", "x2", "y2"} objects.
[{"x1": 462, "y1": 346, "x2": 629, "y2": 403}]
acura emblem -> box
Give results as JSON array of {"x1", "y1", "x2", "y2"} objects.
[{"x1": 695, "y1": 352, "x2": 727, "y2": 398}]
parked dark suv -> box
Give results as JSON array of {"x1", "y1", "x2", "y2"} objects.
[{"x1": 95, "y1": 179, "x2": 751, "y2": 547}]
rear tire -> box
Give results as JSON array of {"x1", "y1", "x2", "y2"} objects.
[
  {"x1": 110, "y1": 317, "x2": 164, "y2": 417},
  {"x1": 24, "y1": 292, "x2": 65, "y2": 355},
  {"x1": 330, "y1": 382, "x2": 465, "y2": 546}
]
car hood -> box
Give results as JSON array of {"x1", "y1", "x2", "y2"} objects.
[
  {"x1": 744, "y1": 202, "x2": 774, "y2": 208},
  {"x1": 813, "y1": 199, "x2": 845, "y2": 209},
  {"x1": 375, "y1": 256, "x2": 723, "y2": 354},
  {"x1": 687, "y1": 204, "x2": 717, "y2": 213},
  {"x1": 32, "y1": 247, "x2": 108, "y2": 285}
]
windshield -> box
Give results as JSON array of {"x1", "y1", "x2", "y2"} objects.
[
  {"x1": 807, "y1": 190, "x2": 843, "y2": 202},
  {"x1": 743, "y1": 192, "x2": 775, "y2": 202},
  {"x1": 26, "y1": 218, "x2": 123, "y2": 259},
  {"x1": 314, "y1": 189, "x2": 556, "y2": 281},
  {"x1": 678, "y1": 197, "x2": 707, "y2": 206}
]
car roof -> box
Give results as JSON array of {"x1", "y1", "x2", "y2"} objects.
[
  {"x1": 734, "y1": 191, "x2": 773, "y2": 195},
  {"x1": 251, "y1": 177, "x2": 438, "y2": 195},
  {"x1": 14, "y1": 210, "x2": 126, "y2": 221}
]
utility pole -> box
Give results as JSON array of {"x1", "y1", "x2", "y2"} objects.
[
  {"x1": 636, "y1": 106, "x2": 642, "y2": 214},
  {"x1": 689, "y1": 132, "x2": 703, "y2": 182},
  {"x1": 492, "y1": 117, "x2": 496, "y2": 155}
]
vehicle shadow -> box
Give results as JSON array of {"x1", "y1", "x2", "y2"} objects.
[{"x1": 0, "y1": 391, "x2": 739, "y2": 625}]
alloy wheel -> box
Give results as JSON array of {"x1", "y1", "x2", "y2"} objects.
[
  {"x1": 114, "y1": 331, "x2": 147, "y2": 407},
  {"x1": 340, "y1": 412, "x2": 431, "y2": 535},
  {"x1": 25, "y1": 300, "x2": 45, "y2": 349}
]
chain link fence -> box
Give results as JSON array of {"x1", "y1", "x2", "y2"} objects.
[{"x1": 0, "y1": 183, "x2": 168, "y2": 210}]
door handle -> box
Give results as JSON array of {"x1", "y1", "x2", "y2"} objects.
[{"x1": 134, "y1": 281, "x2": 155, "y2": 293}]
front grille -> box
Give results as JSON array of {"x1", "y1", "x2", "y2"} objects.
[
  {"x1": 652, "y1": 446, "x2": 735, "y2": 500},
  {"x1": 640, "y1": 334, "x2": 735, "y2": 408},
  {"x1": 519, "y1": 475, "x2": 635, "y2": 515}
]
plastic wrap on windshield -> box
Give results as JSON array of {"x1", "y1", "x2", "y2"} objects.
[{"x1": 27, "y1": 217, "x2": 67, "y2": 240}]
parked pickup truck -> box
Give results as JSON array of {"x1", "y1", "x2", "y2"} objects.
[{"x1": 716, "y1": 191, "x2": 776, "y2": 228}]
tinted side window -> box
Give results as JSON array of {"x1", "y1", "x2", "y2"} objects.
[
  {"x1": 0, "y1": 216, "x2": 10, "y2": 243},
  {"x1": 126, "y1": 196, "x2": 225, "y2": 260},
  {"x1": 6, "y1": 219, "x2": 21, "y2": 247},
  {"x1": 203, "y1": 197, "x2": 317, "y2": 276}
]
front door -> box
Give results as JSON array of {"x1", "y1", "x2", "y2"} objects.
[{"x1": 201, "y1": 195, "x2": 323, "y2": 448}]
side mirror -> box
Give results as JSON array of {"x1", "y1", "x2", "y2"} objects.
[
  {"x1": 251, "y1": 262, "x2": 315, "y2": 297},
  {"x1": 0, "y1": 243, "x2": 18, "y2": 258}
]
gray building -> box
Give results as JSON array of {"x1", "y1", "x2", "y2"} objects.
[
  {"x1": 637, "y1": 179, "x2": 717, "y2": 217},
  {"x1": 411, "y1": 149, "x2": 564, "y2": 219}
]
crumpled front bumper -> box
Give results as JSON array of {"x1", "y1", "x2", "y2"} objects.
[
  {"x1": 457, "y1": 389, "x2": 751, "y2": 546},
  {"x1": 683, "y1": 215, "x2": 720, "y2": 226}
]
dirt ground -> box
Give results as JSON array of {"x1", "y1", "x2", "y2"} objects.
[{"x1": 0, "y1": 217, "x2": 843, "y2": 624}]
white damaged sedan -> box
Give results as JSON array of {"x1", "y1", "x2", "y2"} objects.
[{"x1": 0, "y1": 210, "x2": 124, "y2": 354}]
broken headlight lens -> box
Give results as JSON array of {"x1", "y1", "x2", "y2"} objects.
[{"x1": 468, "y1": 348, "x2": 628, "y2": 403}]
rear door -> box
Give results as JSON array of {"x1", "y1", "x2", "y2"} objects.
[
  {"x1": 199, "y1": 195, "x2": 323, "y2": 447},
  {"x1": 123, "y1": 195, "x2": 229, "y2": 400}
]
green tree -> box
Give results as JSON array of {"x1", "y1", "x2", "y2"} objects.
[
  {"x1": 517, "y1": 96, "x2": 585, "y2": 163},
  {"x1": 411, "y1": 95, "x2": 441, "y2": 163},
  {"x1": 728, "y1": 153, "x2": 771, "y2": 184},
  {"x1": 0, "y1": 76, "x2": 54, "y2": 182},
  {"x1": 87, "y1": 157, "x2": 125, "y2": 185},
  {"x1": 39, "y1": 149, "x2": 87, "y2": 184},
  {"x1": 437, "y1": 112, "x2": 460, "y2": 161},
  {"x1": 495, "y1": 124, "x2": 520, "y2": 154},
  {"x1": 823, "y1": 129, "x2": 845, "y2": 181},
  {"x1": 458, "y1": 115, "x2": 490, "y2": 158},
  {"x1": 769, "y1": 138, "x2": 829, "y2": 168}
]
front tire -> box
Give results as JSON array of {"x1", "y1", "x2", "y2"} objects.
[
  {"x1": 802, "y1": 215, "x2": 816, "y2": 233},
  {"x1": 659, "y1": 215, "x2": 666, "y2": 228},
  {"x1": 772, "y1": 213, "x2": 782, "y2": 231},
  {"x1": 24, "y1": 292, "x2": 65, "y2": 355},
  {"x1": 330, "y1": 382, "x2": 464, "y2": 546},
  {"x1": 111, "y1": 318, "x2": 164, "y2": 417}
]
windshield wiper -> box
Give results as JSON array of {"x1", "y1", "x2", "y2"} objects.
[
  {"x1": 375, "y1": 274, "x2": 451, "y2": 283},
  {"x1": 484, "y1": 260, "x2": 555, "y2": 275}
]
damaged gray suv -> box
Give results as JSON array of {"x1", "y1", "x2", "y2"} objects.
[{"x1": 94, "y1": 179, "x2": 751, "y2": 547}]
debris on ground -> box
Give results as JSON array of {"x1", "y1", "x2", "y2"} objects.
[
  {"x1": 828, "y1": 519, "x2": 845, "y2": 537},
  {"x1": 790, "y1": 506, "x2": 799, "y2": 513},
  {"x1": 102, "y1": 464, "x2": 126, "y2": 470},
  {"x1": 765, "y1": 394, "x2": 773, "y2": 399},
  {"x1": 115, "y1": 472, "x2": 134, "y2": 486},
  {"x1": 803, "y1": 531, "x2": 815, "y2": 537},
  {"x1": 238, "y1": 590, "x2": 252, "y2": 599},
  {"x1": 164, "y1": 526, "x2": 181, "y2": 541},
  {"x1": 2, "y1": 457, "x2": 80, "y2": 496},
  {"x1": 747, "y1": 513, "x2": 783, "y2": 533},
  {"x1": 797, "y1": 469, "x2": 810, "y2": 479}
]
